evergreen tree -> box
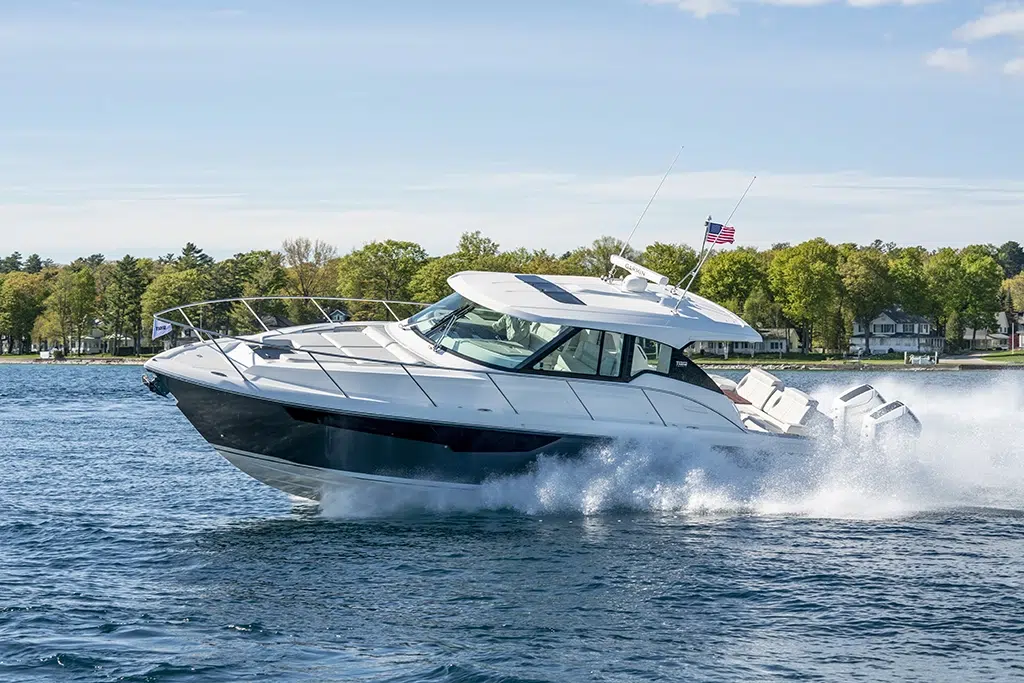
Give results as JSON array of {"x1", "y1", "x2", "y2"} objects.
[
  {"x1": 105, "y1": 256, "x2": 147, "y2": 354},
  {"x1": 177, "y1": 243, "x2": 214, "y2": 271},
  {"x1": 0, "y1": 252, "x2": 23, "y2": 274},
  {"x1": 996, "y1": 241, "x2": 1024, "y2": 279},
  {"x1": 24, "y1": 254, "x2": 43, "y2": 274}
]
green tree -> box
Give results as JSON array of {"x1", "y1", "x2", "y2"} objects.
[
  {"x1": 211, "y1": 251, "x2": 292, "y2": 332},
  {"x1": 960, "y1": 250, "x2": 1004, "y2": 348},
  {"x1": 996, "y1": 241, "x2": 1024, "y2": 279},
  {"x1": 41, "y1": 268, "x2": 97, "y2": 353},
  {"x1": 408, "y1": 231, "x2": 507, "y2": 303},
  {"x1": 945, "y1": 310, "x2": 964, "y2": 351},
  {"x1": 563, "y1": 236, "x2": 639, "y2": 277},
  {"x1": 1004, "y1": 274, "x2": 1024, "y2": 312},
  {"x1": 741, "y1": 284, "x2": 784, "y2": 330},
  {"x1": 888, "y1": 248, "x2": 931, "y2": 315},
  {"x1": 70, "y1": 254, "x2": 106, "y2": 270},
  {"x1": 105, "y1": 256, "x2": 147, "y2": 354},
  {"x1": 337, "y1": 240, "x2": 429, "y2": 320},
  {"x1": 0, "y1": 272, "x2": 45, "y2": 353},
  {"x1": 69, "y1": 268, "x2": 97, "y2": 354},
  {"x1": 23, "y1": 254, "x2": 43, "y2": 274},
  {"x1": 638, "y1": 242, "x2": 698, "y2": 288},
  {"x1": 281, "y1": 237, "x2": 340, "y2": 297},
  {"x1": 281, "y1": 237, "x2": 339, "y2": 323},
  {"x1": 698, "y1": 247, "x2": 766, "y2": 314},
  {"x1": 491, "y1": 248, "x2": 585, "y2": 276},
  {"x1": 0, "y1": 252, "x2": 23, "y2": 274},
  {"x1": 176, "y1": 243, "x2": 214, "y2": 271},
  {"x1": 767, "y1": 239, "x2": 841, "y2": 353},
  {"x1": 840, "y1": 248, "x2": 893, "y2": 354},
  {"x1": 925, "y1": 247, "x2": 966, "y2": 337}
]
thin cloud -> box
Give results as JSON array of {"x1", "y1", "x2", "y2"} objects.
[
  {"x1": 645, "y1": 0, "x2": 941, "y2": 18},
  {"x1": 1005, "y1": 56, "x2": 1024, "y2": 74},
  {"x1": 5, "y1": 170, "x2": 1024, "y2": 262},
  {"x1": 924, "y1": 47, "x2": 976, "y2": 73},
  {"x1": 954, "y1": 4, "x2": 1024, "y2": 42}
]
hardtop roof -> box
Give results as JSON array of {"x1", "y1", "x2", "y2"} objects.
[{"x1": 448, "y1": 271, "x2": 762, "y2": 349}]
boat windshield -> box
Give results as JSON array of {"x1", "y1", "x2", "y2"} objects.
[{"x1": 406, "y1": 293, "x2": 567, "y2": 369}]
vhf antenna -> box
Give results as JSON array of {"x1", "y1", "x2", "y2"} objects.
[{"x1": 606, "y1": 143, "x2": 685, "y2": 279}]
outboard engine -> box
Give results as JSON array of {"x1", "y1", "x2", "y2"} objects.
[
  {"x1": 831, "y1": 384, "x2": 885, "y2": 443},
  {"x1": 860, "y1": 401, "x2": 922, "y2": 445}
]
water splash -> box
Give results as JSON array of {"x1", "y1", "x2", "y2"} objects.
[{"x1": 320, "y1": 375, "x2": 1024, "y2": 520}]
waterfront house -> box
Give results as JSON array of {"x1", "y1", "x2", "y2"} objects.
[
  {"x1": 849, "y1": 309, "x2": 943, "y2": 355},
  {"x1": 691, "y1": 328, "x2": 794, "y2": 357},
  {"x1": 964, "y1": 311, "x2": 1024, "y2": 351}
]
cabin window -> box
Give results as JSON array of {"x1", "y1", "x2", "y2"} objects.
[
  {"x1": 531, "y1": 329, "x2": 624, "y2": 377},
  {"x1": 407, "y1": 293, "x2": 568, "y2": 369},
  {"x1": 628, "y1": 337, "x2": 722, "y2": 394}
]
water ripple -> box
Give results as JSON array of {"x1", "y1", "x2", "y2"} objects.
[{"x1": 1, "y1": 366, "x2": 1023, "y2": 681}]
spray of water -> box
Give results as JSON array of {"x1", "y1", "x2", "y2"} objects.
[{"x1": 319, "y1": 375, "x2": 1024, "y2": 520}]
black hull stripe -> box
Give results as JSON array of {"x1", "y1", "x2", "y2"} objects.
[{"x1": 159, "y1": 374, "x2": 601, "y2": 484}]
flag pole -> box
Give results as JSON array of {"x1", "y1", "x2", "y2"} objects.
[
  {"x1": 679, "y1": 216, "x2": 712, "y2": 293},
  {"x1": 675, "y1": 175, "x2": 757, "y2": 306},
  {"x1": 682, "y1": 219, "x2": 724, "y2": 296}
]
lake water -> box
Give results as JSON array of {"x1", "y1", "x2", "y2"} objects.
[{"x1": 2, "y1": 365, "x2": 1023, "y2": 682}]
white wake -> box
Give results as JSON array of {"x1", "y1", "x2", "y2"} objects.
[{"x1": 320, "y1": 375, "x2": 1024, "y2": 520}]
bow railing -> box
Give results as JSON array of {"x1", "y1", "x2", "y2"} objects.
[{"x1": 149, "y1": 296, "x2": 742, "y2": 430}]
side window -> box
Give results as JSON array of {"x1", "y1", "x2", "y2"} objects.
[
  {"x1": 629, "y1": 337, "x2": 722, "y2": 394},
  {"x1": 629, "y1": 338, "x2": 671, "y2": 377},
  {"x1": 532, "y1": 329, "x2": 623, "y2": 377}
]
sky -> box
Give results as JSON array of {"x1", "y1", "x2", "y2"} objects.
[{"x1": 1, "y1": 0, "x2": 1022, "y2": 262}]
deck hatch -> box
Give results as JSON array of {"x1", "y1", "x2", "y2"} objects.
[{"x1": 515, "y1": 274, "x2": 586, "y2": 306}]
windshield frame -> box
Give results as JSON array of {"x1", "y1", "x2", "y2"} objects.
[
  {"x1": 403, "y1": 296, "x2": 723, "y2": 394},
  {"x1": 407, "y1": 295, "x2": 575, "y2": 371}
]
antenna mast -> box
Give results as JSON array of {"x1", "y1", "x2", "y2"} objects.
[{"x1": 607, "y1": 143, "x2": 685, "y2": 278}]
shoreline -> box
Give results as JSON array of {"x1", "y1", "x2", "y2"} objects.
[
  {"x1": 0, "y1": 358, "x2": 149, "y2": 366},
  {"x1": 698, "y1": 362, "x2": 1023, "y2": 371},
  {"x1": 0, "y1": 358, "x2": 1019, "y2": 371}
]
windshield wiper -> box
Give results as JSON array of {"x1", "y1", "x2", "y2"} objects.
[{"x1": 424, "y1": 304, "x2": 472, "y2": 337}]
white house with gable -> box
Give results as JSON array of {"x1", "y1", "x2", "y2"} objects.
[
  {"x1": 963, "y1": 311, "x2": 1024, "y2": 351},
  {"x1": 849, "y1": 309, "x2": 943, "y2": 355}
]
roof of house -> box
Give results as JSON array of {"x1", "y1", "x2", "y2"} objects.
[{"x1": 881, "y1": 308, "x2": 931, "y2": 325}]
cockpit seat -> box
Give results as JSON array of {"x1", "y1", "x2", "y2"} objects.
[
  {"x1": 735, "y1": 368, "x2": 784, "y2": 410},
  {"x1": 763, "y1": 387, "x2": 819, "y2": 428}
]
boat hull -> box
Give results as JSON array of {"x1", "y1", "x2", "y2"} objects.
[
  {"x1": 158, "y1": 375, "x2": 603, "y2": 499},
  {"x1": 215, "y1": 445, "x2": 483, "y2": 503}
]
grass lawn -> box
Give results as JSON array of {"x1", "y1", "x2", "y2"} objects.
[
  {"x1": 692, "y1": 353, "x2": 907, "y2": 366},
  {"x1": 976, "y1": 351, "x2": 1024, "y2": 364}
]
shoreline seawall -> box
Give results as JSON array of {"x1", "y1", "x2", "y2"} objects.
[
  {"x1": 698, "y1": 363, "x2": 1023, "y2": 371},
  {"x1": 0, "y1": 358, "x2": 148, "y2": 366}
]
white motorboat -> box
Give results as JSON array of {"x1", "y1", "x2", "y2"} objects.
[{"x1": 143, "y1": 259, "x2": 920, "y2": 501}]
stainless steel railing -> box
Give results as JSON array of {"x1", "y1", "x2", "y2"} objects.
[{"x1": 151, "y1": 296, "x2": 744, "y2": 430}]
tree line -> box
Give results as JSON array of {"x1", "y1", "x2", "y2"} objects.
[{"x1": 1, "y1": 235, "x2": 1021, "y2": 355}]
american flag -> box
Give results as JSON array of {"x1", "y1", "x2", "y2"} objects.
[{"x1": 705, "y1": 222, "x2": 735, "y2": 244}]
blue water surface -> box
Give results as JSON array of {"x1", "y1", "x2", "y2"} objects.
[{"x1": 1, "y1": 365, "x2": 1022, "y2": 682}]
